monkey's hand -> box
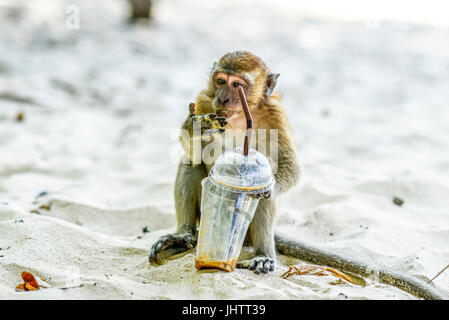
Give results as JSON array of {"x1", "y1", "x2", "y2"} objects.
[
  {"x1": 192, "y1": 113, "x2": 227, "y2": 136},
  {"x1": 149, "y1": 233, "x2": 196, "y2": 266},
  {"x1": 237, "y1": 256, "x2": 275, "y2": 274}
]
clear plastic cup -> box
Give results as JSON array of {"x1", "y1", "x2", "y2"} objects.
[{"x1": 195, "y1": 147, "x2": 274, "y2": 272}]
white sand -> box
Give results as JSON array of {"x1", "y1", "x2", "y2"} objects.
[{"x1": 0, "y1": 0, "x2": 448, "y2": 299}]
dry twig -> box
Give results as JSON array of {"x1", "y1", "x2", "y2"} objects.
[
  {"x1": 428, "y1": 263, "x2": 449, "y2": 284},
  {"x1": 281, "y1": 264, "x2": 356, "y2": 284}
]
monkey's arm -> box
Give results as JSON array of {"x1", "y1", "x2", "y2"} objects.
[{"x1": 194, "y1": 91, "x2": 215, "y2": 115}]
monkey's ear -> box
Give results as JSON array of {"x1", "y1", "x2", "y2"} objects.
[{"x1": 264, "y1": 73, "x2": 280, "y2": 98}]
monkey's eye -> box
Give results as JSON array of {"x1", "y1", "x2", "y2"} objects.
[
  {"x1": 233, "y1": 81, "x2": 243, "y2": 88},
  {"x1": 216, "y1": 78, "x2": 226, "y2": 86}
]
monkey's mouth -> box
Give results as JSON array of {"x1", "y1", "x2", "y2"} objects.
[{"x1": 216, "y1": 107, "x2": 242, "y2": 118}]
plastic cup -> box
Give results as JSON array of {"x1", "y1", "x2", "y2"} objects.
[{"x1": 195, "y1": 147, "x2": 274, "y2": 272}]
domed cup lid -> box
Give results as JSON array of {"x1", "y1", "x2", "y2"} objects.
[{"x1": 210, "y1": 147, "x2": 275, "y2": 194}]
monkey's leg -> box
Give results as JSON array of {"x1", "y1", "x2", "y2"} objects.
[
  {"x1": 237, "y1": 199, "x2": 276, "y2": 274},
  {"x1": 149, "y1": 162, "x2": 206, "y2": 265}
]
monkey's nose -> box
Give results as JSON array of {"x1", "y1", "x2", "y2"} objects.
[{"x1": 218, "y1": 97, "x2": 230, "y2": 105}]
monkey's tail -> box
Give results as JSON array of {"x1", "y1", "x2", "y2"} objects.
[{"x1": 274, "y1": 234, "x2": 447, "y2": 300}]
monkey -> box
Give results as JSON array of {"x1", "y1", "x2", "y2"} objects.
[{"x1": 149, "y1": 51, "x2": 300, "y2": 274}]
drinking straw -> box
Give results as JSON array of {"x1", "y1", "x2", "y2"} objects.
[
  {"x1": 237, "y1": 86, "x2": 253, "y2": 156},
  {"x1": 226, "y1": 86, "x2": 253, "y2": 260}
]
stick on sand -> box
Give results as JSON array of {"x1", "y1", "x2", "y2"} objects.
[{"x1": 428, "y1": 263, "x2": 449, "y2": 284}]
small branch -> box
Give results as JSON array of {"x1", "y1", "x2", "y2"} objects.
[{"x1": 428, "y1": 263, "x2": 449, "y2": 284}]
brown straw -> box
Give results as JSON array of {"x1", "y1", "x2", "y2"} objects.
[{"x1": 237, "y1": 86, "x2": 253, "y2": 156}]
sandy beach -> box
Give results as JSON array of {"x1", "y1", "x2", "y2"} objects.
[{"x1": 0, "y1": 0, "x2": 448, "y2": 299}]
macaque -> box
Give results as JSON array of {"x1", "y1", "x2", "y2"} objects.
[{"x1": 149, "y1": 51, "x2": 300, "y2": 274}]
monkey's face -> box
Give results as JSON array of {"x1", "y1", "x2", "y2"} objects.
[{"x1": 212, "y1": 72, "x2": 249, "y2": 118}]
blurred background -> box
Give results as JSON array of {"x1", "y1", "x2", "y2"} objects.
[{"x1": 0, "y1": 0, "x2": 448, "y2": 211}]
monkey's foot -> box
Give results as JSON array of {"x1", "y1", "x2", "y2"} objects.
[
  {"x1": 237, "y1": 256, "x2": 275, "y2": 274},
  {"x1": 149, "y1": 233, "x2": 196, "y2": 266}
]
